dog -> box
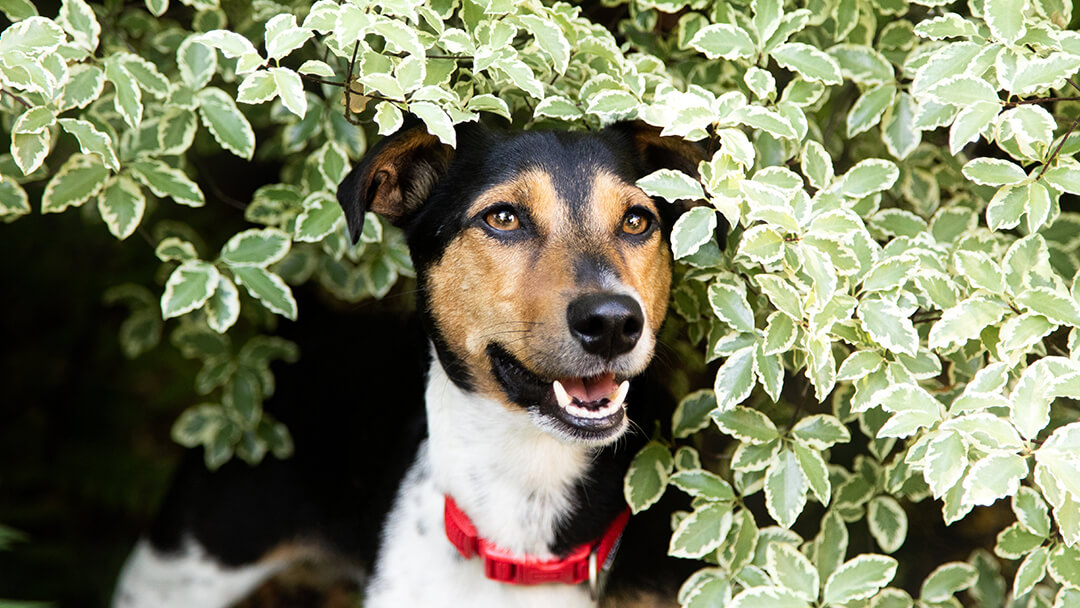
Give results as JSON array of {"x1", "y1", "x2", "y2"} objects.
[{"x1": 112, "y1": 120, "x2": 724, "y2": 607}]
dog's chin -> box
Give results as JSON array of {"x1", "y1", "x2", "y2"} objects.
[{"x1": 486, "y1": 343, "x2": 635, "y2": 445}]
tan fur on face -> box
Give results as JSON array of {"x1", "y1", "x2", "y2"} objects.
[{"x1": 424, "y1": 168, "x2": 672, "y2": 408}]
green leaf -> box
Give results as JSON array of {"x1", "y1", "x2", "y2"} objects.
[
  {"x1": 753, "y1": 0, "x2": 783, "y2": 44},
  {"x1": 638, "y1": 169, "x2": 705, "y2": 203},
  {"x1": 294, "y1": 192, "x2": 344, "y2": 243},
  {"x1": 0, "y1": 179, "x2": 31, "y2": 220},
  {"x1": 1014, "y1": 486, "x2": 1052, "y2": 537},
  {"x1": 756, "y1": 275, "x2": 803, "y2": 319},
  {"x1": 765, "y1": 448, "x2": 808, "y2": 528},
  {"x1": 738, "y1": 225, "x2": 785, "y2": 265},
  {"x1": 673, "y1": 390, "x2": 717, "y2": 438},
  {"x1": 671, "y1": 207, "x2": 717, "y2": 259},
  {"x1": 913, "y1": 13, "x2": 979, "y2": 39},
  {"x1": 411, "y1": 101, "x2": 456, "y2": 147},
  {"x1": 41, "y1": 154, "x2": 109, "y2": 214},
  {"x1": 824, "y1": 555, "x2": 898, "y2": 605},
  {"x1": 196, "y1": 87, "x2": 256, "y2": 159},
  {"x1": 763, "y1": 312, "x2": 798, "y2": 355},
  {"x1": 995, "y1": 521, "x2": 1045, "y2": 558},
  {"x1": 847, "y1": 83, "x2": 897, "y2": 138},
  {"x1": 271, "y1": 67, "x2": 307, "y2": 118},
  {"x1": 533, "y1": 96, "x2": 583, "y2": 121},
  {"x1": 729, "y1": 586, "x2": 810, "y2": 608},
  {"x1": 155, "y1": 237, "x2": 198, "y2": 262},
  {"x1": 97, "y1": 175, "x2": 145, "y2": 240},
  {"x1": 670, "y1": 502, "x2": 733, "y2": 559},
  {"x1": 161, "y1": 260, "x2": 219, "y2": 319},
  {"x1": 883, "y1": 93, "x2": 920, "y2": 160},
  {"x1": 688, "y1": 23, "x2": 756, "y2": 59},
  {"x1": 734, "y1": 105, "x2": 798, "y2": 140},
  {"x1": 205, "y1": 275, "x2": 240, "y2": 333},
  {"x1": 264, "y1": 13, "x2": 312, "y2": 61},
  {"x1": 713, "y1": 346, "x2": 757, "y2": 412},
  {"x1": 712, "y1": 406, "x2": 779, "y2": 444},
  {"x1": 857, "y1": 298, "x2": 917, "y2": 356},
  {"x1": 793, "y1": 441, "x2": 830, "y2": 505},
  {"x1": 670, "y1": 469, "x2": 735, "y2": 502},
  {"x1": 767, "y1": 542, "x2": 820, "y2": 601},
  {"x1": 962, "y1": 158, "x2": 1027, "y2": 186},
  {"x1": 13, "y1": 106, "x2": 55, "y2": 134},
  {"x1": 928, "y1": 296, "x2": 1009, "y2": 351},
  {"x1": 220, "y1": 228, "x2": 291, "y2": 267},
  {"x1": 172, "y1": 404, "x2": 225, "y2": 448},
  {"x1": 1015, "y1": 546, "x2": 1050, "y2": 597},
  {"x1": 119, "y1": 53, "x2": 170, "y2": 98},
  {"x1": 802, "y1": 140, "x2": 833, "y2": 190},
  {"x1": 1044, "y1": 162, "x2": 1080, "y2": 195},
  {"x1": 624, "y1": 441, "x2": 673, "y2": 513},
  {"x1": 58, "y1": 118, "x2": 118, "y2": 171},
  {"x1": 516, "y1": 14, "x2": 570, "y2": 73},
  {"x1": 920, "y1": 562, "x2": 978, "y2": 603},
  {"x1": 11, "y1": 130, "x2": 50, "y2": 176},
  {"x1": 1010, "y1": 359, "x2": 1056, "y2": 440},
  {"x1": 0, "y1": 0, "x2": 38, "y2": 21},
  {"x1": 962, "y1": 453, "x2": 1028, "y2": 506},
  {"x1": 236, "y1": 70, "x2": 277, "y2": 104},
  {"x1": 157, "y1": 107, "x2": 198, "y2": 155},
  {"x1": 374, "y1": 102, "x2": 404, "y2": 135},
  {"x1": 1016, "y1": 287, "x2": 1080, "y2": 327},
  {"x1": 827, "y1": 44, "x2": 894, "y2": 84},
  {"x1": 771, "y1": 43, "x2": 843, "y2": 85},
  {"x1": 814, "y1": 510, "x2": 849, "y2": 584},
  {"x1": 129, "y1": 159, "x2": 204, "y2": 207},
  {"x1": 232, "y1": 266, "x2": 298, "y2": 320},
  {"x1": 177, "y1": 35, "x2": 217, "y2": 89},
  {"x1": 985, "y1": 0, "x2": 1027, "y2": 42},
  {"x1": 105, "y1": 58, "x2": 142, "y2": 129},
  {"x1": 708, "y1": 283, "x2": 755, "y2": 334},
  {"x1": 838, "y1": 159, "x2": 899, "y2": 198},
  {"x1": 927, "y1": 75, "x2": 999, "y2": 107},
  {"x1": 792, "y1": 415, "x2": 850, "y2": 449},
  {"x1": 950, "y1": 101, "x2": 1000, "y2": 156},
  {"x1": 868, "y1": 496, "x2": 907, "y2": 553},
  {"x1": 58, "y1": 64, "x2": 104, "y2": 111}
]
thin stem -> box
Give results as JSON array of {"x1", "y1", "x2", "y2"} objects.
[
  {"x1": 0, "y1": 87, "x2": 32, "y2": 109},
  {"x1": 1037, "y1": 110, "x2": 1080, "y2": 180},
  {"x1": 1004, "y1": 96, "x2": 1080, "y2": 106},
  {"x1": 343, "y1": 41, "x2": 362, "y2": 126}
]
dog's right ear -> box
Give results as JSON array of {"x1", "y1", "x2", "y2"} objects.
[{"x1": 336, "y1": 126, "x2": 454, "y2": 243}]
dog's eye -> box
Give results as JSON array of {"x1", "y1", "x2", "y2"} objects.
[
  {"x1": 484, "y1": 208, "x2": 521, "y2": 231},
  {"x1": 621, "y1": 210, "x2": 652, "y2": 236}
]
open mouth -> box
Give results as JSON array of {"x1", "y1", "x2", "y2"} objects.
[{"x1": 487, "y1": 343, "x2": 629, "y2": 441}]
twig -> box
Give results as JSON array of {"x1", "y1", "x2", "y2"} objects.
[
  {"x1": 1037, "y1": 109, "x2": 1080, "y2": 180},
  {"x1": 0, "y1": 87, "x2": 31, "y2": 109},
  {"x1": 1004, "y1": 96, "x2": 1080, "y2": 107},
  {"x1": 343, "y1": 42, "x2": 362, "y2": 126}
]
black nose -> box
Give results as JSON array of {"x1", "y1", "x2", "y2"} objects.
[{"x1": 567, "y1": 293, "x2": 644, "y2": 359}]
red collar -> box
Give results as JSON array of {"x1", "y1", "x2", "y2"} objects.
[{"x1": 443, "y1": 495, "x2": 630, "y2": 586}]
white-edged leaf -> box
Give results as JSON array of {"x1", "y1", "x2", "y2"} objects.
[
  {"x1": 771, "y1": 43, "x2": 843, "y2": 85},
  {"x1": 232, "y1": 266, "x2": 298, "y2": 320},
  {"x1": 714, "y1": 346, "x2": 756, "y2": 412},
  {"x1": 920, "y1": 562, "x2": 978, "y2": 602},
  {"x1": 129, "y1": 159, "x2": 204, "y2": 207},
  {"x1": 41, "y1": 154, "x2": 109, "y2": 214},
  {"x1": 824, "y1": 555, "x2": 898, "y2": 605},
  {"x1": 688, "y1": 23, "x2": 756, "y2": 60},
  {"x1": 671, "y1": 206, "x2": 717, "y2": 259},
  {"x1": 765, "y1": 448, "x2": 808, "y2": 528},
  {"x1": 638, "y1": 169, "x2": 705, "y2": 202},
  {"x1": 857, "y1": 298, "x2": 917, "y2": 356},
  {"x1": 161, "y1": 260, "x2": 219, "y2": 319},
  {"x1": 205, "y1": 275, "x2": 240, "y2": 333},
  {"x1": 196, "y1": 87, "x2": 256, "y2": 159},
  {"x1": 624, "y1": 441, "x2": 673, "y2": 513},
  {"x1": 868, "y1": 496, "x2": 907, "y2": 553},
  {"x1": 669, "y1": 502, "x2": 733, "y2": 559},
  {"x1": 963, "y1": 452, "x2": 1028, "y2": 506},
  {"x1": 767, "y1": 542, "x2": 820, "y2": 601},
  {"x1": 220, "y1": 228, "x2": 291, "y2": 267},
  {"x1": 271, "y1": 67, "x2": 306, "y2": 118},
  {"x1": 97, "y1": 175, "x2": 145, "y2": 240},
  {"x1": 57, "y1": 118, "x2": 118, "y2": 171}
]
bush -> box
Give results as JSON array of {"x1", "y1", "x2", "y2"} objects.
[{"x1": 3, "y1": 0, "x2": 1080, "y2": 605}]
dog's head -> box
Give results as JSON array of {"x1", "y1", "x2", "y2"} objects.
[{"x1": 337, "y1": 122, "x2": 722, "y2": 445}]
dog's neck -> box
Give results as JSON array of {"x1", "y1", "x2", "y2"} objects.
[{"x1": 424, "y1": 349, "x2": 593, "y2": 559}]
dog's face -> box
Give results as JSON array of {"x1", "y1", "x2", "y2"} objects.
[{"x1": 338, "y1": 123, "x2": 716, "y2": 446}]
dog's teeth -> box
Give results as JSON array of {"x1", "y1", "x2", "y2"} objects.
[
  {"x1": 611, "y1": 381, "x2": 630, "y2": 408},
  {"x1": 553, "y1": 380, "x2": 572, "y2": 408}
]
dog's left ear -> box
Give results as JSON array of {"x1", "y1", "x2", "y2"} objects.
[
  {"x1": 336, "y1": 126, "x2": 455, "y2": 243},
  {"x1": 607, "y1": 121, "x2": 728, "y2": 250}
]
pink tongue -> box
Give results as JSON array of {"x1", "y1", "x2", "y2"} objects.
[{"x1": 560, "y1": 372, "x2": 617, "y2": 402}]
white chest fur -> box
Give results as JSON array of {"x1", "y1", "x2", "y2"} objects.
[{"x1": 363, "y1": 360, "x2": 601, "y2": 607}]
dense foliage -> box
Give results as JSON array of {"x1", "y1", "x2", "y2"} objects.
[{"x1": 3, "y1": 0, "x2": 1080, "y2": 605}]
